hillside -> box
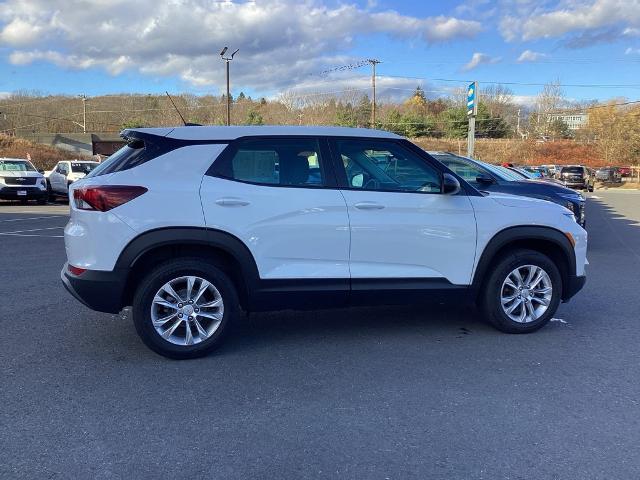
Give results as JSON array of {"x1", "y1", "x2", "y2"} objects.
[{"x1": 0, "y1": 134, "x2": 86, "y2": 170}]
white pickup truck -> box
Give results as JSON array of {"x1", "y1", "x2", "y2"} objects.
[{"x1": 46, "y1": 160, "x2": 99, "y2": 197}]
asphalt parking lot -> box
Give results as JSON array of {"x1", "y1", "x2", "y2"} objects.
[{"x1": 2, "y1": 191, "x2": 640, "y2": 479}]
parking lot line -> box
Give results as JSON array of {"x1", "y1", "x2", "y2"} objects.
[
  {"x1": 0, "y1": 226, "x2": 64, "y2": 238},
  {"x1": 0, "y1": 215, "x2": 64, "y2": 223},
  {"x1": 0, "y1": 233, "x2": 64, "y2": 238}
]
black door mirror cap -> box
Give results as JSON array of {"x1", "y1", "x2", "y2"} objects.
[{"x1": 443, "y1": 173, "x2": 461, "y2": 195}]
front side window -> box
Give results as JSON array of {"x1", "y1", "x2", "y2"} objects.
[
  {"x1": 218, "y1": 138, "x2": 324, "y2": 187},
  {"x1": 335, "y1": 140, "x2": 441, "y2": 193}
]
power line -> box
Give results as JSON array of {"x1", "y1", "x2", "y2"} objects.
[{"x1": 382, "y1": 75, "x2": 640, "y2": 89}]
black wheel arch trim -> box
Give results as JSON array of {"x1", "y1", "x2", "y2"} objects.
[
  {"x1": 115, "y1": 226, "x2": 261, "y2": 286},
  {"x1": 472, "y1": 225, "x2": 578, "y2": 299}
]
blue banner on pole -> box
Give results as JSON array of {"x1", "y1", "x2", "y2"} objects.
[{"x1": 467, "y1": 82, "x2": 477, "y2": 116}]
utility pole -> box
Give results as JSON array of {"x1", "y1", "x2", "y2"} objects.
[
  {"x1": 367, "y1": 59, "x2": 380, "y2": 128},
  {"x1": 220, "y1": 47, "x2": 239, "y2": 126},
  {"x1": 72, "y1": 95, "x2": 88, "y2": 133},
  {"x1": 466, "y1": 81, "x2": 478, "y2": 158}
]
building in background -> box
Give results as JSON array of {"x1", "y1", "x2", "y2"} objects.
[{"x1": 547, "y1": 113, "x2": 588, "y2": 131}]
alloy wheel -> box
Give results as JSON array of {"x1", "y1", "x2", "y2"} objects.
[
  {"x1": 500, "y1": 265, "x2": 553, "y2": 323},
  {"x1": 150, "y1": 276, "x2": 224, "y2": 346}
]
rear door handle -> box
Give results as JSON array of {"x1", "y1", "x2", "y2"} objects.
[
  {"x1": 215, "y1": 197, "x2": 250, "y2": 207},
  {"x1": 354, "y1": 201, "x2": 385, "y2": 210}
]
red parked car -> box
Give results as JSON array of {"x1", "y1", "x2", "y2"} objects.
[{"x1": 618, "y1": 166, "x2": 632, "y2": 177}]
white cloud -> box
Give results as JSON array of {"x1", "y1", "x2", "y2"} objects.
[
  {"x1": 462, "y1": 52, "x2": 501, "y2": 71},
  {"x1": 277, "y1": 73, "x2": 435, "y2": 106},
  {"x1": 504, "y1": 0, "x2": 640, "y2": 41},
  {"x1": 517, "y1": 49, "x2": 548, "y2": 62},
  {"x1": 512, "y1": 95, "x2": 538, "y2": 106},
  {"x1": 625, "y1": 47, "x2": 640, "y2": 54},
  {"x1": 0, "y1": 0, "x2": 481, "y2": 91},
  {"x1": 623, "y1": 27, "x2": 640, "y2": 36}
]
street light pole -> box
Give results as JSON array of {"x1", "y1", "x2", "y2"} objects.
[{"x1": 220, "y1": 47, "x2": 239, "y2": 126}]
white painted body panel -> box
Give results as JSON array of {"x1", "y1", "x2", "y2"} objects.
[
  {"x1": 470, "y1": 193, "x2": 588, "y2": 277},
  {"x1": 108, "y1": 144, "x2": 226, "y2": 233},
  {"x1": 200, "y1": 176, "x2": 350, "y2": 279},
  {"x1": 65, "y1": 145, "x2": 224, "y2": 271},
  {"x1": 340, "y1": 190, "x2": 477, "y2": 284},
  {"x1": 65, "y1": 173, "x2": 136, "y2": 271}
]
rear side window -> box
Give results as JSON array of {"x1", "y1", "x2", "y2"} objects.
[
  {"x1": 71, "y1": 162, "x2": 98, "y2": 174},
  {"x1": 214, "y1": 138, "x2": 325, "y2": 187},
  {"x1": 87, "y1": 139, "x2": 161, "y2": 177}
]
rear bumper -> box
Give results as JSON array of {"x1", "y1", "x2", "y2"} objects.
[
  {"x1": 0, "y1": 186, "x2": 47, "y2": 200},
  {"x1": 562, "y1": 274, "x2": 586, "y2": 302},
  {"x1": 562, "y1": 181, "x2": 587, "y2": 189},
  {"x1": 61, "y1": 263, "x2": 126, "y2": 314}
]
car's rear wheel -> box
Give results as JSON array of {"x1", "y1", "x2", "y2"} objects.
[
  {"x1": 132, "y1": 258, "x2": 239, "y2": 359},
  {"x1": 480, "y1": 249, "x2": 562, "y2": 333}
]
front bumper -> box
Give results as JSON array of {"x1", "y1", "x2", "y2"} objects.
[
  {"x1": 562, "y1": 274, "x2": 586, "y2": 302},
  {"x1": 61, "y1": 263, "x2": 126, "y2": 314},
  {"x1": 0, "y1": 186, "x2": 47, "y2": 200}
]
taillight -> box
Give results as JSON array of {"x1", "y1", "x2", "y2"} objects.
[{"x1": 73, "y1": 185, "x2": 147, "y2": 212}]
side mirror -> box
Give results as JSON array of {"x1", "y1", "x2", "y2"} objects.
[
  {"x1": 351, "y1": 173, "x2": 364, "y2": 188},
  {"x1": 476, "y1": 174, "x2": 495, "y2": 185},
  {"x1": 443, "y1": 173, "x2": 461, "y2": 195}
]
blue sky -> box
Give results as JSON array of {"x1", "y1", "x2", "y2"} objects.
[{"x1": 1, "y1": 0, "x2": 639, "y2": 104}]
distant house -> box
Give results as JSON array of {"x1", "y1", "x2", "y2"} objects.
[{"x1": 547, "y1": 113, "x2": 588, "y2": 131}]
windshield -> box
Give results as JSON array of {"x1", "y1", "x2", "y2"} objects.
[
  {"x1": 478, "y1": 161, "x2": 525, "y2": 181},
  {"x1": 561, "y1": 166, "x2": 583, "y2": 174},
  {"x1": 513, "y1": 168, "x2": 536, "y2": 179},
  {"x1": 71, "y1": 162, "x2": 98, "y2": 174},
  {"x1": 0, "y1": 160, "x2": 36, "y2": 172}
]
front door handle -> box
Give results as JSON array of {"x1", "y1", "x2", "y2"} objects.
[
  {"x1": 215, "y1": 197, "x2": 250, "y2": 207},
  {"x1": 354, "y1": 201, "x2": 385, "y2": 210}
]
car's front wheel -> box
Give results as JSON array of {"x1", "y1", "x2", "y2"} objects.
[
  {"x1": 480, "y1": 249, "x2": 562, "y2": 333},
  {"x1": 132, "y1": 258, "x2": 239, "y2": 359}
]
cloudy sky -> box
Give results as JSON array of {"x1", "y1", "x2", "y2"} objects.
[{"x1": 1, "y1": 0, "x2": 640, "y2": 102}]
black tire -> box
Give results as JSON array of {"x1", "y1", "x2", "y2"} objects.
[
  {"x1": 132, "y1": 258, "x2": 239, "y2": 359},
  {"x1": 479, "y1": 248, "x2": 562, "y2": 334}
]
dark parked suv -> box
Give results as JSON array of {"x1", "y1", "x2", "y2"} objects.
[
  {"x1": 559, "y1": 166, "x2": 594, "y2": 192},
  {"x1": 595, "y1": 167, "x2": 622, "y2": 183},
  {"x1": 430, "y1": 152, "x2": 586, "y2": 227}
]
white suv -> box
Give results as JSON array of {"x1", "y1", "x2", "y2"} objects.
[
  {"x1": 61, "y1": 126, "x2": 587, "y2": 359},
  {"x1": 0, "y1": 157, "x2": 48, "y2": 204}
]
